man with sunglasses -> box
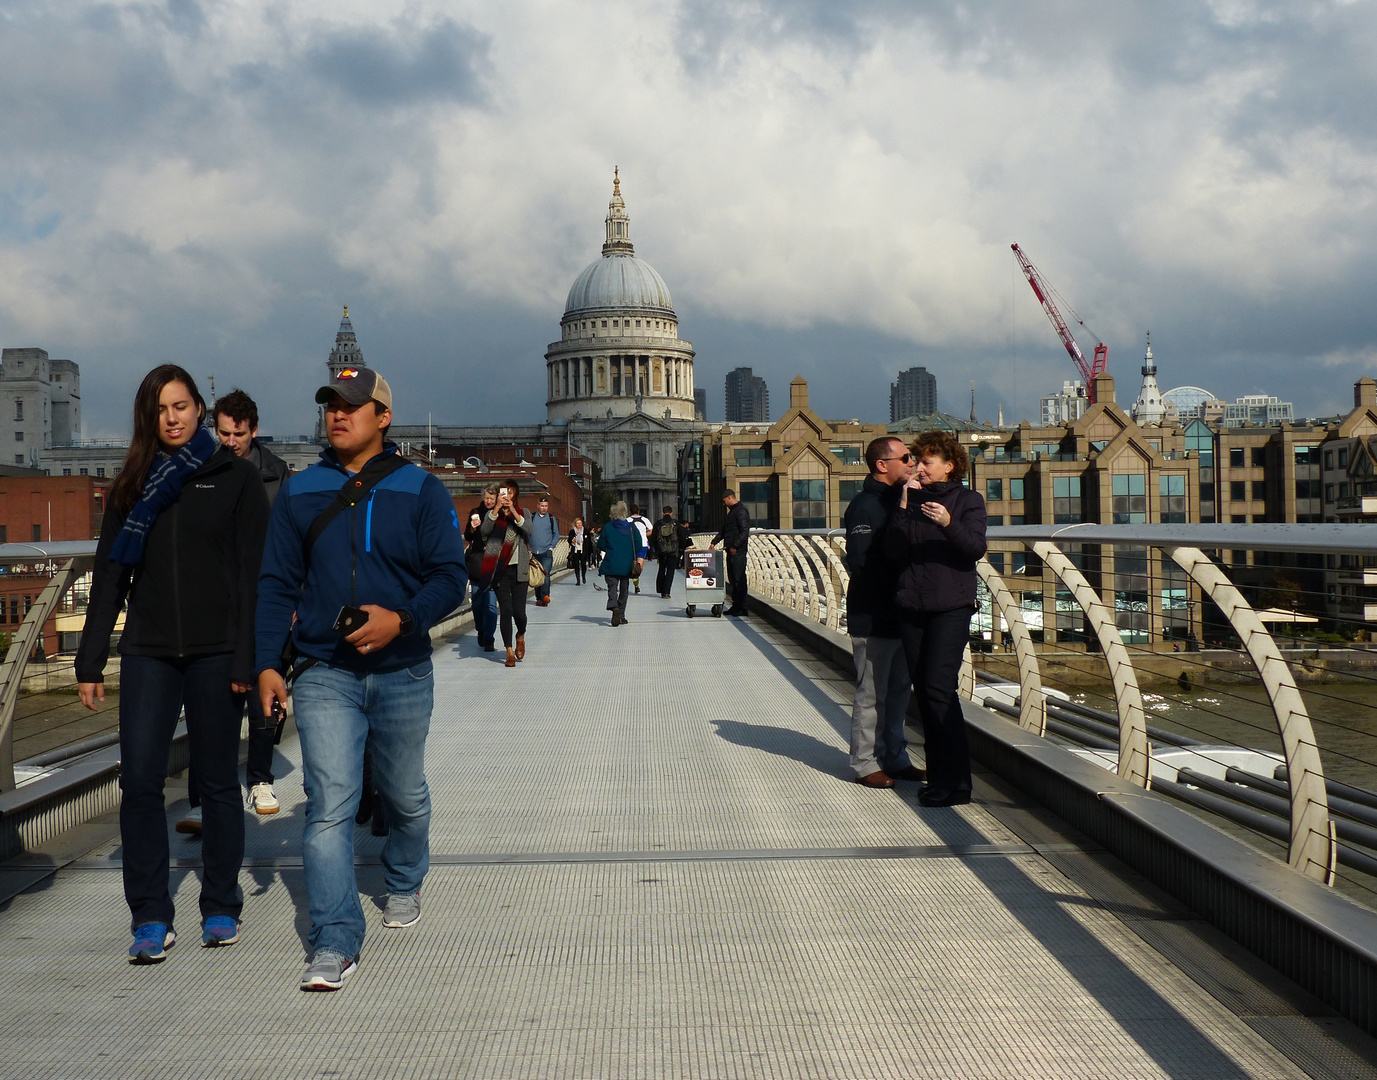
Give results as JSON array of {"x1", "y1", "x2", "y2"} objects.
[{"x1": 842, "y1": 437, "x2": 926, "y2": 788}]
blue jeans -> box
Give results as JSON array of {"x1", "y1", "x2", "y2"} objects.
[
  {"x1": 292, "y1": 659, "x2": 435, "y2": 960},
  {"x1": 533, "y1": 549, "x2": 554, "y2": 601},
  {"x1": 119, "y1": 652, "x2": 244, "y2": 930},
  {"x1": 472, "y1": 585, "x2": 498, "y2": 646}
]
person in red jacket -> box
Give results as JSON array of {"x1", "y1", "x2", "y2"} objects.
[{"x1": 883, "y1": 430, "x2": 987, "y2": 807}]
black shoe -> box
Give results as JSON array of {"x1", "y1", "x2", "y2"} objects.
[
  {"x1": 917, "y1": 785, "x2": 972, "y2": 807},
  {"x1": 725, "y1": 607, "x2": 747, "y2": 617}
]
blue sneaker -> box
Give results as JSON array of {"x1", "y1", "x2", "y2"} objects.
[
  {"x1": 201, "y1": 915, "x2": 240, "y2": 948},
  {"x1": 129, "y1": 923, "x2": 175, "y2": 964}
]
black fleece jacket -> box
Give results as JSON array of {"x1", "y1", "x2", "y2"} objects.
[
  {"x1": 882, "y1": 480, "x2": 987, "y2": 615},
  {"x1": 842, "y1": 474, "x2": 905, "y2": 637},
  {"x1": 75, "y1": 446, "x2": 270, "y2": 685}
]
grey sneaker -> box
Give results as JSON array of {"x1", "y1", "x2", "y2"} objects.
[
  {"x1": 382, "y1": 892, "x2": 420, "y2": 929},
  {"x1": 300, "y1": 951, "x2": 357, "y2": 991}
]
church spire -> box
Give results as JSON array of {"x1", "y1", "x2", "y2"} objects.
[{"x1": 602, "y1": 166, "x2": 634, "y2": 256}]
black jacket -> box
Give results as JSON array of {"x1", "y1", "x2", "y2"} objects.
[
  {"x1": 248, "y1": 440, "x2": 290, "y2": 506},
  {"x1": 712, "y1": 501, "x2": 751, "y2": 551},
  {"x1": 76, "y1": 447, "x2": 270, "y2": 685},
  {"x1": 882, "y1": 480, "x2": 987, "y2": 615},
  {"x1": 842, "y1": 474, "x2": 905, "y2": 637}
]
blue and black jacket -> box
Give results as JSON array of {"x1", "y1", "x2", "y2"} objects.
[{"x1": 255, "y1": 446, "x2": 467, "y2": 675}]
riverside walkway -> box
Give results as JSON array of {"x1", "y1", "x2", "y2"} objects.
[{"x1": 2, "y1": 575, "x2": 1375, "y2": 1079}]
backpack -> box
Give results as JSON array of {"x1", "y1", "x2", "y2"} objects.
[{"x1": 656, "y1": 519, "x2": 678, "y2": 554}]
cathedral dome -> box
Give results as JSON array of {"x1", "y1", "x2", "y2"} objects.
[{"x1": 564, "y1": 254, "x2": 674, "y2": 316}]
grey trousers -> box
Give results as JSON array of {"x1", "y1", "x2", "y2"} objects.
[
  {"x1": 605, "y1": 575, "x2": 629, "y2": 616},
  {"x1": 849, "y1": 635, "x2": 914, "y2": 777}
]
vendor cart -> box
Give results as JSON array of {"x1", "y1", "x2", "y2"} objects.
[{"x1": 682, "y1": 548, "x2": 725, "y2": 617}]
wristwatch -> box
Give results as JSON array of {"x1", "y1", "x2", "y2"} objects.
[{"x1": 397, "y1": 610, "x2": 415, "y2": 637}]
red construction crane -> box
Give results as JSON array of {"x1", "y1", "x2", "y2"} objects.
[{"x1": 1011, "y1": 243, "x2": 1108, "y2": 402}]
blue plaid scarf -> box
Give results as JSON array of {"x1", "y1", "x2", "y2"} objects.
[{"x1": 110, "y1": 427, "x2": 217, "y2": 566}]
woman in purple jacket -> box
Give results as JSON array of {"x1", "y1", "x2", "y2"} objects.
[{"x1": 883, "y1": 431, "x2": 987, "y2": 806}]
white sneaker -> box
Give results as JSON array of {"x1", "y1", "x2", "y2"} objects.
[
  {"x1": 248, "y1": 783, "x2": 280, "y2": 815},
  {"x1": 175, "y1": 806, "x2": 202, "y2": 835}
]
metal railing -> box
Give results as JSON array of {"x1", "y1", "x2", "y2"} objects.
[{"x1": 746, "y1": 523, "x2": 1377, "y2": 890}]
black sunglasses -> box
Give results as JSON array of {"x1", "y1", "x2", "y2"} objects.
[{"x1": 883, "y1": 453, "x2": 914, "y2": 464}]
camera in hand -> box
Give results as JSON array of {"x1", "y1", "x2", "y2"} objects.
[{"x1": 332, "y1": 605, "x2": 370, "y2": 634}]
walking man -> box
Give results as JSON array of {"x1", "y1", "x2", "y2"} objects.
[
  {"x1": 627, "y1": 504, "x2": 653, "y2": 594},
  {"x1": 710, "y1": 489, "x2": 751, "y2": 616},
  {"x1": 844, "y1": 438, "x2": 925, "y2": 788},
  {"x1": 652, "y1": 506, "x2": 687, "y2": 599},
  {"x1": 256, "y1": 366, "x2": 466, "y2": 991},
  {"x1": 178, "y1": 388, "x2": 291, "y2": 834},
  {"x1": 528, "y1": 494, "x2": 559, "y2": 607}
]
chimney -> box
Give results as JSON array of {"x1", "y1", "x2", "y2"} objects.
[
  {"x1": 1091, "y1": 371, "x2": 1116, "y2": 405},
  {"x1": 1355, "y1": 377, "x2": 1377, "y2": 408},
  {"x1": 790, "y1": 376, "x2": 808, "y2": 409}
]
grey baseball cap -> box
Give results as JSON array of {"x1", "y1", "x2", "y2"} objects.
[{"x1": 316, "y1": 366, "x2": 392, "y2": 410}]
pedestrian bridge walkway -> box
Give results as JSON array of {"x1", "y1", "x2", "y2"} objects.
[{"x1": 1, "y1": 574, "x2": 1373, "y2": 1079}]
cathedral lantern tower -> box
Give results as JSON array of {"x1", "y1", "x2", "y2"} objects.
[
  {"x1": 545, "y1": 169, "x2": 697, "y2": 422},
  {"x1": 316, "y1": 305, "x2": 369, "y2": 440}
]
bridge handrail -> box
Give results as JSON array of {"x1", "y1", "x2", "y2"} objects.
[{"x1": 745, "y1": 523, "x2": 1377, "y2": 885}]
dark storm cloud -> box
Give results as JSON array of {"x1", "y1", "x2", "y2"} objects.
[{"x1": 302, "y1": 17, "x2": 490, "y2": 108}]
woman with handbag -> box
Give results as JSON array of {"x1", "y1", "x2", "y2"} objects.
[
  {"x1": 479, "y1": 478, "x2": 534, "y2": 668},
  {"x1": 75, "y1": 364, "x2": 269, "y2": 962},
  {"x1": 596, "y1": 502, "x2": 646, "y2": 627},
  {"x1": 567, "y1": 518, "x2": 587, "y2": 585}
]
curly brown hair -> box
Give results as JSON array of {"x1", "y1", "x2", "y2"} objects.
[{"x1": 910, "y1": 430, "x2": 969, "y2": 481}]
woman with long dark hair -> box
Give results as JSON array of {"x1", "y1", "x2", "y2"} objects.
[
  {"x1": 883, "y1": 430, "x2": 987, "y2": 807},
  {"x1": 478, "y1": 478, "x2": 533, "y2": 668},
  {"x1": 76, "y1": 365, "x2": 269, "y2": 962}
]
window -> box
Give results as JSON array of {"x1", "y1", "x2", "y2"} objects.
[
  {"x1": 79, "y1": 467, "x2": 88, "y2": 476},
  {"x1": 1230, "y1": 481, "x2": 1246, "y2": 501},
  {"x1": 791, "y1": 479, "x2": 827, "y2": 528},
  {"x1": 1229, "y1": 447, "x2": 1244, "y2": 467},
  {"x1": 734, "y1": 448, "x2": 770, "y2": 467},
  {"x1": 1326, "y1": 451, "x2": 1335, "y2": 469},
  {"x1": 1295, "y1": 446, "x2": 1319, "y2": 466},
  {"x1": 1251, "y1": 480, "x2": 1266, "y2": 501},
  {"x1": 1160, "y1": 475, "x2": 1187, "y2": 523},
  {"x1": 1251, "y1": 447, "x2": 1267, "y2": 468},
  {"x1": 14, "y1": 431, "x2": 22, "y2": 442},
  {"x1": 1296, "y1": 479, "x2": 1319, "y2": 499},
  {"x1": 96, "y1": 467, "x2": 105, "y2": 477},
  {"x1": 1009, "y1": 478, "x2": 1024, "y2": 500},
  {"x1": 829, "y1": 445, "x2": 861, "y2": 465},
  {"x1": 13, "y1": 454, "x2": 21, "y2": 464},
  {"x1": 839, "y1": 479, "x2": 863, "y2": 512},
  {"x1": 1010, "y1": 515, "x2": 1025, "y2": 526},
  {"x1": 32, "y1": 525, "x2": 41, "y2": 541},
  {"x1": 63, "y1": 468, "x2": 72, "y2": 476},
  {"x1": 1339, "y1": 448, "x2": 1349, "y2": 467},
  {"x1": 1340, "y1": 482, "x2": 1350, "y2": 498},
  {"x1": 1112, "y1": 473, "x2": 1147, "y2": 523},
  {"x1": 534, "y1": 448, "x2": 543, "y2": 458},
  {"x1": 0, "y1": 525, "x2": 5, "y2": 543},
  {"x1": 986, "y1": 478, "x2": 1003, "y2": 501},
  {"x1": 739, "y1": 481, "x2": 774, "y2": 528},
  {"x1": 1326, "y1": 484, "x2": 1335, "y2": 501},
  {"x1": 1185, "y1": 421, "x2": 1214, "y2": 466},
  {"x1": 987, "y1": 552, "x2": 1004, "y2": 574},
  {"x1": 987, "y1": 515, "x2": 1003, "y2": 526},
  {"x1": 1052, "y1": 476, "x2": 1082, "y2": 524},
  {"x1": 13, "y1": 399, "x2": 21, "y2": 421},
  {"x1": 632, "y1": 443, "x2": 647, "y2": 467}
]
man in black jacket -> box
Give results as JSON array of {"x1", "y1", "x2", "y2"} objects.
[
  {"x1": 842, "y1": 437, "x2": 925, "y2": 788},
  {"x1": 710, "y1": 490, "x2": 751, "y2": 616}
]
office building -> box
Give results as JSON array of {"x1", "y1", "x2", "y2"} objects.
[
  {"x1": 725, "y1": 367, "x2": 769, "y2": 423},
  {"x1": 889, "y1": 366, "x2": 937, "y2": 422}
]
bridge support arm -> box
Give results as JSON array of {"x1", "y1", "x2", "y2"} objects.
[
  {"x1": 977, "y1": 559, "x2": 1047, "y2": 735},
  {"x1": 1165, "y1": 545, "x2": 1333, "y2": 883},
  {"x1": 1032, "y1": 542, "x2": 1149, "y2": 787}
]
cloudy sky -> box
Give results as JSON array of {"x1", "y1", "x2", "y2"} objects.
[{"x1": 2, "y1": 0, "x2": 1376, "y2": 438}]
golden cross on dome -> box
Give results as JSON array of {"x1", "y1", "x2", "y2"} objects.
[
  {"x1": 343, "y1": 304, "x2": 350, "y2": 319},
  {"x1": 613, "y1": 166, "x2": 620, "y2": 195}
]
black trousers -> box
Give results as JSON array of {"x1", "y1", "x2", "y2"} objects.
[
  {"x1": 655, "y1": 556, "x2": 677, "y2": 595},
  {"x1": 726, "y1": 550, "x2": 748, "y2": 610},
  {"x1": 570, "y1": 553, "x2": 587, "y2": 584},
  {"x1": 900, "y1": 607, "x2": 975, "y2": 794},
  {"x1": 119, "y1": 652, "x2": 245, "y2": 929},
  {"x1": 188, "y1": 692, "x2": 274, "y2": 808},
  {"x1": 495, "y1": 574, "x2": 529, "y2": 647}
]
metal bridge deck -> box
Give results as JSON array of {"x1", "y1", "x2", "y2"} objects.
[{"x1": 1, "y1": 575, "x2": 1374, "y2": 1079}]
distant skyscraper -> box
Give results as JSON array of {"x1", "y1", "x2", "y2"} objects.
[
  {"x1": 1041, "y1": 380, "x2": 1090, "y2": 425},
  {"x1": 890, "y1": 366, "x2": 938, "y2": 422},
  {"x1": 725, "y1": 367, "x2": 769, "y2": 422},
  {"x1": 694, "y1": 388, "x2": 707, "y2": 420}
]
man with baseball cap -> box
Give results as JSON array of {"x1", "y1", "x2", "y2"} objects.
[{"x1": 256, "y1": 365, "x2": 466, "y2": 991}]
